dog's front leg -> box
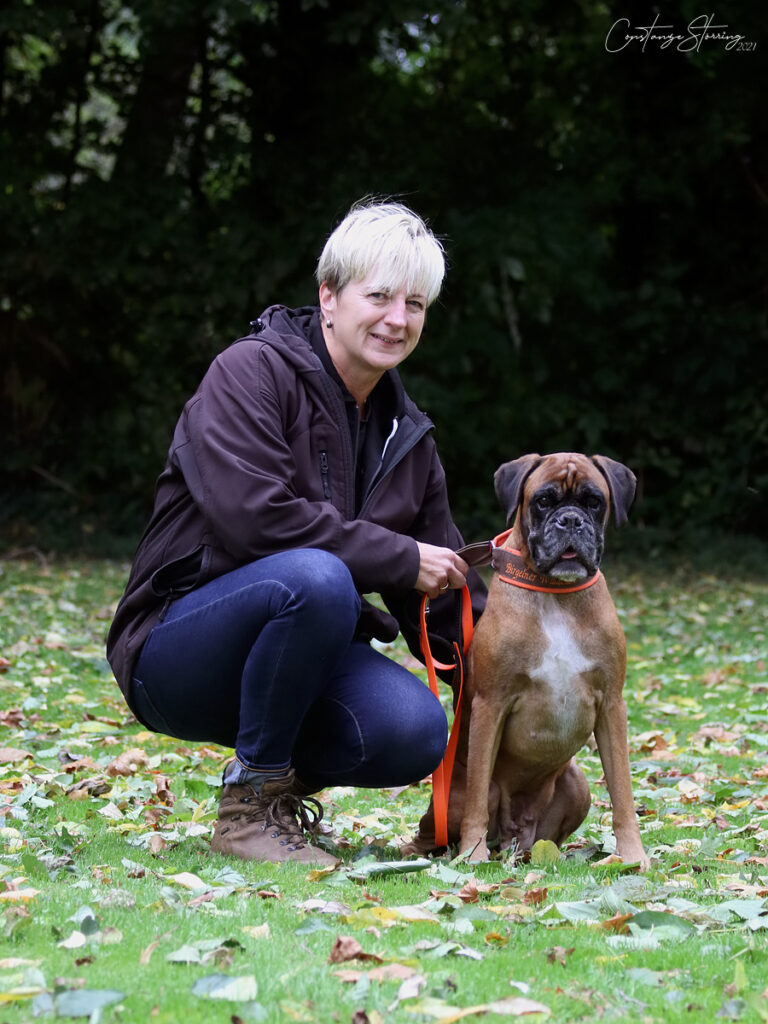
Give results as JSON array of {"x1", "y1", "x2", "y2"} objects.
[
  {"x1": 594, "y1": 695, "x2": 650, "y2": 870},
  {"x1": 459, "y1": 693, "x2": 506, "y2": 861}
]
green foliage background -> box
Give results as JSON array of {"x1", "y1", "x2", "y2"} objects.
[{"x1": 1, "y1": 0, "x2": 766, "y2": 549}]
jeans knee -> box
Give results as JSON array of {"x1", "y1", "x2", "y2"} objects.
[
  {"x1": 375, "y1": 693, "x2": 448, "y2": 782},
  {"x1": 414, "y1": 702, "x2": 449, "y2": 776},
  {"x1": 287, "y1": 549, "x2": 360, "y2": 633},
  {"x1": 297, "y1": 550, "x2": 358, "y2": 605}
]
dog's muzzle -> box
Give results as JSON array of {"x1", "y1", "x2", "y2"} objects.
[{"x1": 529, "y1": 506, "x2": 603, "y2": 581}]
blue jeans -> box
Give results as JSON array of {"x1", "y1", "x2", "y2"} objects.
[{"x1": 131, "y1": 549, "x2": 447, "y2": 789}]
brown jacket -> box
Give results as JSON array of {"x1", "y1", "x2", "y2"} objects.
[{"x1": 107, "y1": 305, "x2": 486, "y2": 704}]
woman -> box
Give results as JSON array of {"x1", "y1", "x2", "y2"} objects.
[{"x1": 107, "y1": 201, "x2": 486, "y2": 865}]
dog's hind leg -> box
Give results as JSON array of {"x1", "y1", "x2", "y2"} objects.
[{"x1": 533, "y1": 759, "x2": 591, "y2": 846}]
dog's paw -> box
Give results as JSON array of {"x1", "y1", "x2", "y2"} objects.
[
  {"x1": 400, "y1": 838, "x2": 435, "y2": 858},
  {"x1": 462, "y1": 837, "x2": 490, "y2": 862}
]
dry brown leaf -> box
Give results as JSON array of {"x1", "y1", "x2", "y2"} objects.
[
  {"x1": 592, "y1": 854, "x2": 624, "y2": 868},
  {"x1": 144, "y1": 805, "x2": 172, "y2": 826},
  {"x1": 328, "y1": 935, "x2": 383, "y2": 965},
  {"x1": 67, "y1": 778, "x2": 111, "y2": 800},
  {"x1": 546, "y1": 945, "x2": 574, "y2": 966},
  {"x1": 332, "y1": 969, "x2": 365, "y2": 983},
  {"x1": 600, "y1": 912, "x2": 632, "y2": 934},
  {"x1": 0, "y1": 709, "x2": 24, "y2": 726},
  {"x1": 0, "y1": 746, "x2": 33, "y2": 763},
  {"x1": 154, "y1": 774, "x2": 174, "y2": 806},
  {"x1": 523, "y1": 887, "x2": 548, "y2": 905},
  {"x1": 61, "y1": 757, "x2": 98, "y2": 774},
  {"x1": 692, "y1": 725, "x2": 739, "y2": 743},
  {"x1": 106, "y1": 747, "x2": 150, "y2": 777},
  {"x1": 457, "y1": 880, "x2": 480, "y2": 903},
  {"x1": 147, "y1": 834, "x2": 167, "y2": 856}
]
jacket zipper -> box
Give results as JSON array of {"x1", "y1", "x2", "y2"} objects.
[
  {"x1": 319, "y1": 451, "x2": 331, "y2": 499},
  {"x1": 359, "y1": 419, "x2": 433, "y2": 518}
]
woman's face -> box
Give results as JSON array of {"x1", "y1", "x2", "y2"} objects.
[{"x1": 319, "y1": 272, "x2": 427, "y2": 387}]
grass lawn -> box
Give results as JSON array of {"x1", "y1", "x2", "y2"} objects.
[{"x1": 0, "y1": 552, "x2": 766, "y2": 1023}]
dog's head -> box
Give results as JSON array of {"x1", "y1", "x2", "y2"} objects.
[{"x1": 494, "y1": 453, "x2": 636, "y2": 582}]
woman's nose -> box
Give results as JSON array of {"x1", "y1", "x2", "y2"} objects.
[{"x1": 384, "y1": 295, "x2": 407, "y2": 326}]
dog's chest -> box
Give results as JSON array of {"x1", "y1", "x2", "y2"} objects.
[
  {"x1": 517, "y1": 599, "x2": 599, "y2": 747},
  {"x1": 532, "y1": 602, "x2": 592, "y2": 691}
]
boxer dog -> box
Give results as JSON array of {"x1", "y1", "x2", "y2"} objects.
[{"x1": 404, "y1": 453, "x2": 649, "y2": 869}]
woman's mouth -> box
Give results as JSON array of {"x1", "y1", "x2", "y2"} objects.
[{"x1": 370, "y1": 333, "x2": 403, "y2": 346}]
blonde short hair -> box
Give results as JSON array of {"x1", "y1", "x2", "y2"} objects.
[{"x1": 316, "y1": 200, "x2": 445, "y2": 305}]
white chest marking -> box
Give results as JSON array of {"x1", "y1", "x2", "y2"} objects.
[{"x1": 532, "y1": 601, "x2": 592, "y2": 695}]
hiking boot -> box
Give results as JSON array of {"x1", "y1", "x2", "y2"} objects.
[{"x1": 211, "y1": 770, "x2": 338, "y2": 866}]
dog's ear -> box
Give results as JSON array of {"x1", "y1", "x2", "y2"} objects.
[
  {"x1": 494, "y1": 455, "x2": 542, "y2": 527},
  {"x1": 591, "y1": 455, "x2": 637, "y2": 527}
]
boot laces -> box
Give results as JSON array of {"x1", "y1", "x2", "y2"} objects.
[{"x1": 263, "y1": 793, "x2": 324, "y2": 849}]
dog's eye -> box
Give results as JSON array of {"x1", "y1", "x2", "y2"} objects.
[
  {"x1": 536, "y1": 495, "x2": 554, "y2": 509},
  {"x1": 585, "y1": 495, "x2": 603, "y2": 510}
]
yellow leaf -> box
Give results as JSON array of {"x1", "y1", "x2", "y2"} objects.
[
  {"x1": 167, "y1": 872, "x2": 209, "y2": 892},
  {"x1": 487, "y1": 905, "x2": 534, "y2": 920},
  {"x1": 530, "y1": 840, "x2": 560, "y2": 866},
  {"x1": 0, "y1": 888, "x2": 39, "y2": 903},
  {"x1": 342, "y1": 907, "x2": 399, "y2": 929},
  {"x1": 307, "y1": 865, "x2": 337, "y2": 882},
  {"x1": 0, "y1": 986, "x2": 46, "y2": 1004}
]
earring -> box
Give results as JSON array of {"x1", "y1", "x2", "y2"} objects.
[{"x1": 325, "y1": 318, "x2": 333, "y2": 329}]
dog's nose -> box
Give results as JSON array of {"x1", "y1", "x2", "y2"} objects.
[{"x1": 555, "y1": 509, "x2": 584, "y2": 530}]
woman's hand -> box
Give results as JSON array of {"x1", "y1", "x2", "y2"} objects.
[{"x1": 415, "y1": 543, "x2": 469, "y2": 599}]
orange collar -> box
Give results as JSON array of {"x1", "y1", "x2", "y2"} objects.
[{"x1": 491, "y1": 529, "x2": 601, "y2": 594}]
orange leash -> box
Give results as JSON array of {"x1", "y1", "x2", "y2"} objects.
[{"x1": 419, "y1": 585, "x2": 474, "y2": 849}]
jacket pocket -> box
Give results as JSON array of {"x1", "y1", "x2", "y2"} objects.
[{"x1": 150, "y1": 546, "x2": 205, "y2": 598}]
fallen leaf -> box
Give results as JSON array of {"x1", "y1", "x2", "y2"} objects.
[
  {"x1": 402, "y1": 994, "x2": 550, "y2": 1019},
  {"x1": 53, "y1": 990, "x2": 124, "y2": 1016},
  {"x1": 334, "y1": 964, "x2": 418, "y2": 984},
  {"x1": 457, "y1": 880, "x2": 480, "y2": 903},
  {"x1": 140, "y1": 940, "x2": 160, "y2": 965},
  {"x1": 191, "y1": 974, "x2": 258, "y2": 1000},
  {"x1": 0, "y1": 888, "x2": 39, "y2": 903},
  {"x1": 105, "y1": 748, "x2": 150, "y2": 777},
  {"x1": 600, "y1": 913, "x2": 632, "y2": 934},
  {"x1": 166, "y1": 872, "x2": 209, "y2": 892},
  {"x1": 148, "y1": 835, "x2": 167, "y2": 856},
  {"x1": 530, "y1": 841, "x2": 560, "y2": 866},
  {"x1": 58, "y1": 930, "x2": 88, "y2": 950},
  {"x1": 153, "y1": 774, "x2": 174, "y2": 805},
  {"x1": 328, "y1": 935, "x2": 383, "y2": 965},
  {"x1": 0, "y1": 747, "x2": 33, "y2": 763},
  {"x1": 524, "y1": 888, "x2": 548, "y2": 906},
  {"x1": 546, "y1": 946, "x2": 574, "y2": 966}
]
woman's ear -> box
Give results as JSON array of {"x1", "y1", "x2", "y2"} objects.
[{"x1": 318, "y1": 282, "x2": 336, "y2": 320}]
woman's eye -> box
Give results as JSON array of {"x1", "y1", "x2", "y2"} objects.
[{"x1": 407, "y1": 300, "x2": 425, "y2": 312}]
